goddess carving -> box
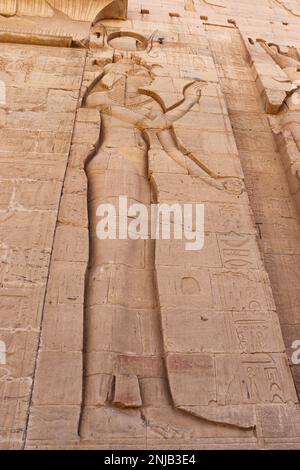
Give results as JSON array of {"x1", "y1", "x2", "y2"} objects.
[{"x1": 79, "y1": 53, "x2": 242, "y2": 433}]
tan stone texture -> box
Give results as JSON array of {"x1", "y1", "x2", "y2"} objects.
[{"x1": 0, "y1": 0, "x2": 300, "y2": 450}]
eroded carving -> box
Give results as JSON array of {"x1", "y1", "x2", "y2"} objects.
[
  {"x1": 216, "y1": 354, "x2": 296, "y2": 405},
  {"x1": 202, "y1": 0, "x2": 226, "y2": 8},
  {"x1": 0, "y1": 0, "x2": 127, "y2": 21},
  {"x1": 79, "y1": 41, "x2": 243, "y2": 435},
  {"x1": 258, "y1": 40, "x2": 300, "y2": 212},
  {"x1": 184, "y1": 0, "x2": 196, "y2": 11},
  {"x1": 259, "y1": 41, "x2": 300, "y2": 83},
  {"x1": 0, "y1": 0, "x2": 128, "y2": 44}
]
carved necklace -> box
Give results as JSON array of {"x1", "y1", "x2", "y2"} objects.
[{"x1": 107, "y1": 78, "x2": 154, "y2": 109}]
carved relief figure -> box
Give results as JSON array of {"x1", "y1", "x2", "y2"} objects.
[
  {"x1": 79, "y1": 51, "x2": 241, "y2": 433},
  {"x1": 202, "y1": 0, "x2": 226, "y2": 8},
  {"x1": 259, "y1": 41, "x2": 300, "y2": 192},
  {"x1": 0, "y1": 0, "x2": 127, "y2": 43},
  {"x1": 0, "y1": 0, "x2": 126, "y2": 21}
]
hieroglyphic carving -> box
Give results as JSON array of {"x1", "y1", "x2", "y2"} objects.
[
  {"x1": 258, "y1": 40, "x2": 300, "y2": 212},
  {"x1": 231, "y1": 312, "x2": 285, "y2": 354},
  {"x1": 212, "y1": 269, "x2": 273, "y2": 311},
  {"x1": 259, "y1": 41, "x2": 300, "y2": 84},
  {"x1": 0, "y1": 340, "x2": 6, "y2": 364}
]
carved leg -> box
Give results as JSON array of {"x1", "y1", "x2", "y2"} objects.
[{"x1": 80, "y1": 149, "x2": 166, "y2": 437}]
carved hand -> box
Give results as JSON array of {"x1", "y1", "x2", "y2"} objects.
[{"x1": 222, "y1": 177, "x2": 244, "y2": 195}]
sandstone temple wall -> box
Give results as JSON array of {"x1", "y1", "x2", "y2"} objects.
[{"x1": 0, "y1": 0, "x2": 300, "y2": 450}]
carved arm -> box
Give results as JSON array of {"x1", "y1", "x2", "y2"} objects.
[{"x1": 85, "y1": 91, "x2": 154, "y2": 127}]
